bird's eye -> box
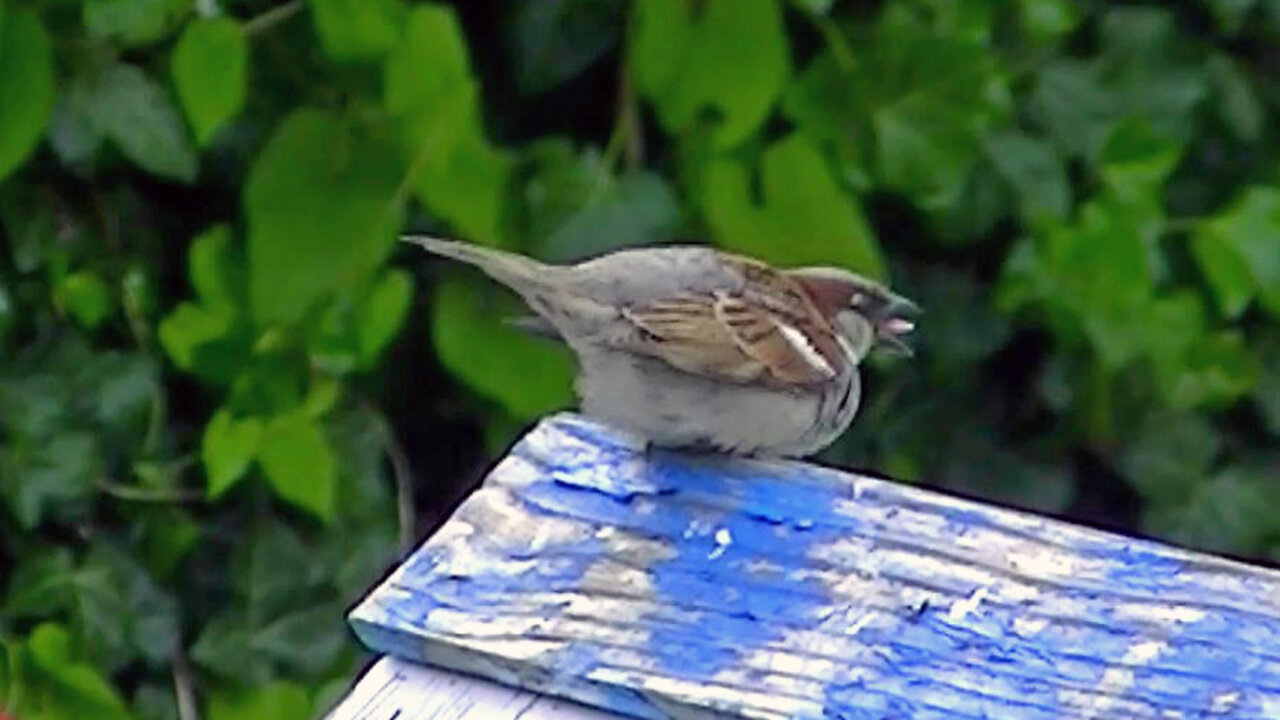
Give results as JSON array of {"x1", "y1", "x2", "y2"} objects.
[{"x1": 849, "y1": 292, "x2": 865, "y2": 307}]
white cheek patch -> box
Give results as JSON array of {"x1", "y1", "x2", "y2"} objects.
[
  {"x1": 776, "y1": 322, "x2": 836, "y2": 379},
  {"x1": 834, "y1": 333, "x2": 857, "y2": 366}
]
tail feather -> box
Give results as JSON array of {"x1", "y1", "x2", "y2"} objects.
[
  {"x1": 503, "y1": 315, "x2": 565, "y2": 342},
  {"x1": 400, "y1": 235, "x2": 551, "y2": 288}
]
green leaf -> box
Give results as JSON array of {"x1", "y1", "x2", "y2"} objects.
[
  {"x1": 58, "y1": 271, "x2": 116, "y2": 329},
  {"x1": 1028, "y1": 60, "x2": 1116, "y2": 160},
  {"x1": 874, "y1": 96, "x2": 978, "y2": 210},
  {"x1": 385, "y1": 5, "x2": 513, "y2": 245},
  {"x1": 703, "y1": 133, "x2": 885, "y2": 278},
  {"x1": 383, "y1": 5, "x2": 470, "y2": 119},
  {"x1": 632, "y1": 0, "x2": 789, "y2": 147},
  {"x1": 431, "y1": 276, "x2": 575, "y2": 420},
  {"x1": 930, "y1": 160, "x2": 1013, "y2": 243},
  {"x1": 510, "y1": 0, "x2": 624, "y2": 94},
  {"x1": 1208, "y1": 0, "x2": 1257, "y2": 35},
  {"x1": 193, "y1": 523, "x2": 345, "y2": 685},
  {"x1": 1146, "y1": 462, "x2": 1280, "y2": 555},
  {"x1": 1253, "y1": 330, "x2": 1280, "y2": 436},
  {"x1": 245, "y1": 108, "x2": 405, "y2": 325},
  {"x1": 84, "y1": 0, "x2": 191, "y2": 46},
  {"x1": 537, "y1": 171, "x2": 682, "y2": 262},
  {"x1": 134, "y1": 682, "x2": 180, "y2": 720},
  {"x1": 191, "y1": 615, "x2": 260, "y2": 683},
  {"x1": 787, "y1": 5, "x2": 1003, "y2": 210},
  {"x1": 228, "y1": 353, "x2": 306, "y2": 416},
  {"x1": 303, "y1": 375, "x2": 342, "y2": 418},
  {"x1": 207, "y1": 682, "x2": 312, "y2": 720},
  {"x1": 90, "y1": 352, "x2": 157, "y2": 431},
  {"x1": 1017, "y1": 0, "x2": 1079, "y2": 45},
  {"x1": 203, "y1": 408, "x2": 263, "y2": 498},
  {"x1": 6, "y1": 545, "x2": 178, "y2": 672},
  {"x1": 309, "y1": 0, "x2": 405, "y2": 61},
  {"x1": 781, "y1": 52, "x2": 870, "y2": 184},
  {"x1": 1208, "y1": 54, "x2": 1263, "y2": 143},
  {"x1": 0, "y1": 6, "x2": 55, "y2": 180},
  {"x1": 999, "y1": 195, "x2": 1157, "y2": 369},
  {"x1": 1190, "y1": 231, "x2": 1254, "y2": 320},
  {"x1": 356, "y1": 268, "x2": 412, "y2": 365},
  {"x1": 189, "y1": 224, "x2": 245, "y2": 315},
  {"x1": 1120, "y1": 409, "x2": 1220, "y2": 503},
  {"x1": 518, "y1": 140, "x2": 609, "y2": 249},
  {"x1": 870, "y1": 6, "x2": 1004, "y2": 208},
  {"x1": 1094, "y1": 7, "x2": 1207, "y2": 146},
  {"x1": 256, "y1": 411, "x2": 337, "y2": 521},
  {"x1": 908, "y1": 268, "x2": 1011, "y2": 365},
  {"x1": 794, "y1": 0, "x2": 833, "y2": 13},
  {"x1": 1143, "y1": 292, "x2": 1258, "y2": 409},
  {"x1": 944, "y1": 443, "x2": 1074, "y2": 515},
  {"x1": 0, "y1": 432, "x2": 99, "y2": 529},
  {"x1": 47, "y1": 87, "x2": 106, "y2": 170},
  {"x1": 1098, "y1": 117, "x2": 1182, "y2": 199},
  {"x1": 172, "y1": 17, "x2": 247, "y2": 145},
  {"x1": 137, "y1": 508, "x2": 201, "y2": 577},
  {"x1": 1165, "y1": 330, "x2": 1259, "y2": 409},
  {"x1": 158, "y1": 301, "x2": 249, "y2": 383},
  {"x1": 250, "y1": 604, "x2": 348, "y2": 677},
  {"x1": 1192, "y1": 187, "x2": 1280, "y2": 319},
  {"x1": 79, "y1": 63, "x2": 198, "y2": 181},
  {"x1": 235, "y1": 523, "x2": 318, "y2": 617},
  {"x1": 25, "y1": 624, "x2": 133, "y2": 720},
  {"x1": 984, "y1": 131, "x2": 1070, "y2": 221}
]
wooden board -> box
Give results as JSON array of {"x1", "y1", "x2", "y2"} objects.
[
  {"x1": 349, "y1": 413, "x2": 1280, "y2": 719},
  {"x1": 324, "y1": 656, "x2": 621, "y2": 720}
]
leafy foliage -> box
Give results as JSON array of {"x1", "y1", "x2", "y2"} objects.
[{"x1": 2, "y1": 0, "x2": 1279, "y2": 718}]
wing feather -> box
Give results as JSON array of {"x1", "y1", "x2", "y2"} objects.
[{"x1": 620, "y1": 292, "x2": 837, "y2": 386}]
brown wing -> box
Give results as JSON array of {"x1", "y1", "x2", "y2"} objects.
[
  {"x1": 620, "y1": 292, "x2": 838, "y2": 386},
  {"x1": 621, "y1": 296, "x2": 767, "y2": 382}
]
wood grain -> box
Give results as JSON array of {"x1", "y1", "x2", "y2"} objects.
[
  {"x1": 324, "y1": 656, "x2": 620, "y2": 720},
  {"x1": 349, "y1": 413, "x2": 1280, "y2": 719}
]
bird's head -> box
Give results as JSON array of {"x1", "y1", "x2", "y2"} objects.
[{"x1": 789, "y1": 267, "x2": 919, "y2": 360}]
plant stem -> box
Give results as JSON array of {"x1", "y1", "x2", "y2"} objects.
[
  {"x1": 99, "y1": 479, "x2": 203, "y2": 503},
  {"x1": 244, "y1": 0, "x2": 304, "y2": 38},
  {"x1": 172, "y1": 641, "x2": 200, "y2": 720},
  {"x1": 791, "y1": 0, "x2": 856, "y2": 72},
  {"x1": 385, "y1": 424, "x2": 416, "y2": 554}
]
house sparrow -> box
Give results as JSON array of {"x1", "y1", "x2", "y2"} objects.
[{"x1": 404, "y1": 236, "x2": 917, "y2": 457}]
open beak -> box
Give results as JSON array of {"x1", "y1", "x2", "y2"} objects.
[{"x1": 874, "y1": 294, "x2": 919, "y2": 357}]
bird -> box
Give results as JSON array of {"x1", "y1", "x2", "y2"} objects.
[{"x1": 403, "y1": 236, "x2": 917, "y2": 457}]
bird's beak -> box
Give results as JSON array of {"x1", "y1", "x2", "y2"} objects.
[{"x1": 874, "y1": 293, "x2": 919, "y2": 357}]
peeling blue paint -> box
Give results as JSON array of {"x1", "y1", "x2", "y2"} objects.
[{"x1": 350, "y1": 414, "x2": 1280, "y2": 720}]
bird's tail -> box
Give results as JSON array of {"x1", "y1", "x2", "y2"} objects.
[{"x1": 401, "y1": 235, "x2": 554, "y2": 289}]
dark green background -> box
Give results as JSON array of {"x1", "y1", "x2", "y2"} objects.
[{"x1": 2, "y1": 0, "x2": 1279, "y2": 717}]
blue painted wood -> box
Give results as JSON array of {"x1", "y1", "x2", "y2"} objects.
[
  {"x1": 324, "y1": 656, "x2": 620, "y2": 720},
  {"x1": 349, "y1": 413, "x2": 1280, "y2": 719}
]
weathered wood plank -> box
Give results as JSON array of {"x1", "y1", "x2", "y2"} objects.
[
  {"x1": 349, "y1": 413, "x2": 1280, "y2": 719},
  {"x1": 324, "y1": 656, "x2": 620, "y2": 720}
]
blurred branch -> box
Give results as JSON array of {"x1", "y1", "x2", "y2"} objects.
[
  {"x1": 98, "y1": 478, "x2": 203, "y2": 504},
  {"x1": 244, "y1": 0, "x2": 304, "y2": 38},
  {"x1": 356, "y1": 394, "x2": 418, "y2": 553},
  {"x1": 618, "y1": 66, "x2": 644, "y2": 173},
  {"x1": 172, "y1": 641, "x2": 200, "y2": 720},
  {"x1": 603, "y1": 4, "x2": 643, "y2": 175},
  {"x1": 385, "y1": 424, "x2": 416, "y2": 553}
]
